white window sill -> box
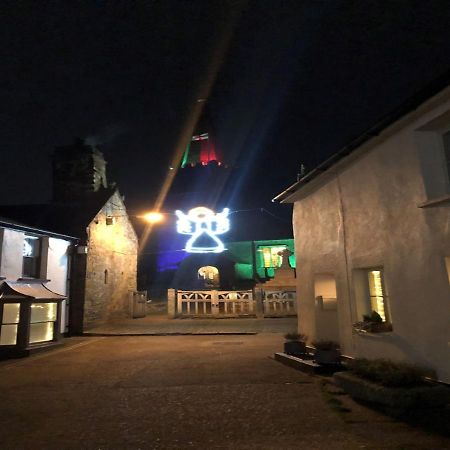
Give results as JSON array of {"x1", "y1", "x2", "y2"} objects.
[{"x1": 418, "y1": 194, "x2": 450, "y2": 208}]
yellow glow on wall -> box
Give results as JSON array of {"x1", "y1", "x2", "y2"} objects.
[
  {"x1": 368, "y1": 270, "x2": 386, "y2": 321},
  {"x1": 90, "y1": 213, "x2": 133, "y2": 255}
]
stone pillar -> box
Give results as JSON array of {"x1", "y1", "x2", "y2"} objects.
[
  {"x1": 167, "y1": 289, "x2": 176, "y2": 318},
  {"x1": 254, "y1": 288, "x2": 264, "y2": 318},
  {"x1": 211, "y1": 290, "x2": 219, "y2": 316}
]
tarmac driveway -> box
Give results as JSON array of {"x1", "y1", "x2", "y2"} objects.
[{"x1": 0, "y1": 334, "x2": 449, "y2": 450}]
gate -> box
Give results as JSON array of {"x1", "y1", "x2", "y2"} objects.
[
  {"x1": 174, "y1": 290, "x2": 255, "y2": 317},
  {"x1": 129, "y1": 290, "x2": 147, "y2": 318}
]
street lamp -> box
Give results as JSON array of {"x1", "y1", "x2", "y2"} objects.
[{"x1": 140, "y1": 212, "x2": 165, "y2": 224}]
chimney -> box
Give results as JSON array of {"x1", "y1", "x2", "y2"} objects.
[{"x1": 52, "y1": 138, "x2": 109, "y2": 202}]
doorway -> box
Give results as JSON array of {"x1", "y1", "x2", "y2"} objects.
[{"x1": 198, "y1": 266, "x2": 220, "y2": 288}]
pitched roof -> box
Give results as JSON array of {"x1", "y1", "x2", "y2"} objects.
[
  {"x1": 273, "y1": 68, "x2": 450, "y2": 203},
  {"x1": 0, "y1": 188, "x2": 116, "y2": 239}
]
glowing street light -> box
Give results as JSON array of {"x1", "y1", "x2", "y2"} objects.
[{"x1": 141, "y1": 212, "x2": 165, "y2": 224}]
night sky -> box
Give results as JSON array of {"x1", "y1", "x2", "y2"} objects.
[{"x1": 1, "y1": 1, "x2": 450, "y2": 214}]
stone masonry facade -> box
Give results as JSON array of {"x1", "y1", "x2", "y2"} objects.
[{"x1": 83, "y1": 191, "x2": 138, "y2": 327}]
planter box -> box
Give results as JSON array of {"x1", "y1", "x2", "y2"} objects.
[
  {"x1": 314, "y1": 349, "x2": 341, "y2": 365},
  {"x1": 284, "y1": 340, "x2": 306, "y2": 357},
  {"x1": 334, "y1": 372, "x2": 450, "y2": 413}
]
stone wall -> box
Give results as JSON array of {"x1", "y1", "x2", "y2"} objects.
[{"x1": 83, "y1": 191, "x2": 138, "y2": 328}]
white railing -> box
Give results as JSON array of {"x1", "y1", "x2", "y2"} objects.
[
  {"x1": 217, "y1": 291, "x2": 255, "y2": 315},
  {"x1": 176, "y1": 290, "x2": 255, "y2": 317},
  {"x1": 263, "y1": 290, "x2": 297, "y2": 316}
]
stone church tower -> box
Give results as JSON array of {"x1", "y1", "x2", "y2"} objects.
[
  {"x1": 52, "y1": 138, "x2": 109, "y2": 202},
  {"x1": 50, "y1": 138, "x2": 138, "y2": 332}
]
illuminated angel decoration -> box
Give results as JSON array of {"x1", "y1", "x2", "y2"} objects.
[{"x1": 175, "y1": 206, "x2": 230, "y2": 253}]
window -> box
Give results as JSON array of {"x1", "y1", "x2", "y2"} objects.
[
  {"x1": 29, "y1": 302, "x2": 57, "y2": 344},
  {"x1": 415, "y1": 111, "x2": 450, "y2": 202},
  {"x1": 314, "y1": 273, "x2": 337, "y2": 311},
  {"x1": 23, "y1": 235, "x2": 41, "y2": 278},
  {"x1": 0, "y1": 303, "x2": 20, "y2": 345},
  {"x1": 367, "y1": 270, "x2": 388, "y2": 322},
  {"x1": 353, "y1": 268, "x2": 390, "y2": 323},
  {"x1": 198, "y1": 266, "x2": 219, "y2": 287},
  {"x1": 259, "y1": 246, "x2": 286, "y2": 268}
]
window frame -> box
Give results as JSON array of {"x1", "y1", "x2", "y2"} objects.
[
  {"x1": 258, "y1": 245, "x2": 287, "y2": 269},
  {"x1": 22, "y1": 234, "x2": 42, "y2": 279},
  {"x1": 353, "y1": 266, "x2": 391, "y2": 327}
]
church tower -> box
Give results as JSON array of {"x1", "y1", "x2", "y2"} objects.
[
  {"x1": 180, "y1": 107, "x2": 222, "y2": 168},
  {"x1": 167, "y1": 105, "x2": 233, "y2": 211},
  {"x1": 51, "y1": 138, "x2": 109, "y2": 202}
]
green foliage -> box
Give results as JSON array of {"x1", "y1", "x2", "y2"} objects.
[
  {"x1": 362, "y1": 310, "x2": 383, "y2": 323},
  {"x1": 312, "y1": 340, "x2": 340, "y2": 350},
  {"x1": 284, "y1": 332, "x2": 307, "y2": 341},
  {"x1": 348, "y1": 358, "x2": 434, "y2": 388}
]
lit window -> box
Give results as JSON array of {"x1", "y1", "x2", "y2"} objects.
[
  {"x1": 353, "y1": 267, "x2": 390, "y2": 324},
  {"x1": 0, "y1": 303, "x2": 20, "y2": 345},
  {"x1": 198, "y1": 266, "x2": 219, "y2": 287},
  {"x1": 260, "y1": 246, "x2": 286, "y2": 268},
  {"x1": 367, "y1": 270, "x2": 388, "y2": 322},
  {"x1": 29, "y1": 302, "x2": 57, "y2": 344},
  {"x1": 22, "y1": 235, "x2": 41, "y2": 278}
]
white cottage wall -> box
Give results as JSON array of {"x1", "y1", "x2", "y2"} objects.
[
  {"x1": 0, "y1": 229, "x2": 24, "y2": 279},
  {"x1": 293, "y1": 88, "x2": 450, "y2": 382},
  {"x1": 46, "y1": 238, "x2": 71, "y2": 332}
]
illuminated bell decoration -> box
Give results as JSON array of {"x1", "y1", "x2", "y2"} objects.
[{"x1": 175, "y1": 206, "x2": 230, "y2": 253}]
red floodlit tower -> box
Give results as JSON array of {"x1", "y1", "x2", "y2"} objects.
[{"x1": 180, "y1": 105, "x2": 222, "y2": 168}]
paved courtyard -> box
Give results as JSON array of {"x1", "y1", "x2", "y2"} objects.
[
  {"x1": 0, "y1": 333, "x2": 449, "y2": 450},
  {"x1": 85, "y1": 313, "x2": 297, "y2": 335}
]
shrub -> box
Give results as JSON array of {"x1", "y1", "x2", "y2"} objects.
[
  {"x1": 347, "y1": 358, "x2": 434, "y2": 388},
  {"x1": 284, "y1": 332, "x2": 307, "y2": 341}
]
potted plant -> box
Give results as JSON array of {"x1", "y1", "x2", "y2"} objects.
[
  {"x1": 284, "y1": 332, "x2": 307, "y2": 357},
  {"x1": 312, "y1": 340, "x2": 341, "y2": 365},
  {"x1": 353, "y1": 311, "x2": 393, "y2": 333}
]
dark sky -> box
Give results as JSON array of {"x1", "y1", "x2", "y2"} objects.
[{"x1": 1, "y1": 0, "x2": 450, "y2": 212}]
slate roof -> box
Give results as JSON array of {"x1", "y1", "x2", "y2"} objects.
[{"x1": 0, "y1": 188, "x2": 116, "y2": 240}]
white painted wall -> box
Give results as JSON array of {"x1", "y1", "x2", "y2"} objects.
[
  {"x1": 290, "y1": 87, "x2": 450, "y2": 382},
  {"x1": 46, "y1": 237, "x2": 71, "y2": 332},
  {"x1": 0, "y1": 229, "x2": 25, "y2": 279},
  {"x1": 0, "y1": 228, "x2": 72, "y2": 333}
]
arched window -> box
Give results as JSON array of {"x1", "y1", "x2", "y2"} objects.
[{"x1": 198, "y1": 266, "x2": 219, "y2": 287}]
